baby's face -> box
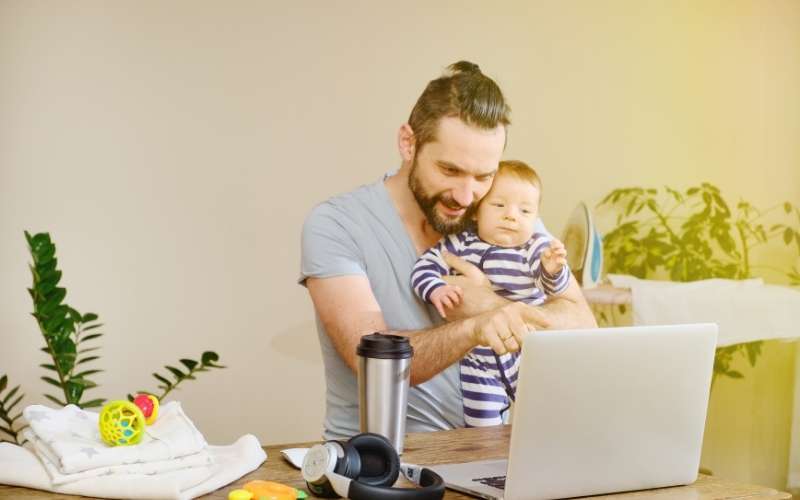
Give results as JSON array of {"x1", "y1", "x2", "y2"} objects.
[{"x1": 475, "y1": 174, "x2": 540, "y2": 247}]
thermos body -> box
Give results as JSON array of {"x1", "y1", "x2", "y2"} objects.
[
  {"x1": 358, "y1": 356, "x2": 411, "y2": 454},
  {"x1": 356, "y1": 333, "x2": 414, "y2": 455}
]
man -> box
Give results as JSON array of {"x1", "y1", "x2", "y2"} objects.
[{"x1": 299, "y1": 61, "x2": 596, "y2": 440}]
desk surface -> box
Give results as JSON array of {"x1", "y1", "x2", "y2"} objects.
[{"x1": 0, "y1": 426, "x2": 791, "y2": 499}]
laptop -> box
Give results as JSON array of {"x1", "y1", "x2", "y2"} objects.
[{"x1": 429, "y1": 323, "x2": 718, "y2": 500}]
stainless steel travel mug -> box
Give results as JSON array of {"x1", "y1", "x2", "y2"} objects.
[{"x1": 357, "y1": 332, "x2": 413, "y2": 454}]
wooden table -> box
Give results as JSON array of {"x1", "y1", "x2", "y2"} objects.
[{"x1": 0, "y1": 426, "x2": 791, "y2": 499}]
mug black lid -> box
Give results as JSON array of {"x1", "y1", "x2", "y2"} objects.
[{"x1": 357, "y1": 333, "x2": 413, "y2": 359}]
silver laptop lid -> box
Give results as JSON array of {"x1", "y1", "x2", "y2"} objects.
[{"x1": 504, "y1": 323, "x2": 717, "y2": 500}]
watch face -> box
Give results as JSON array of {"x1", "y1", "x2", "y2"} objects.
[{"x1": 302, "y1": 444, "x2": 332, "y2": 482}]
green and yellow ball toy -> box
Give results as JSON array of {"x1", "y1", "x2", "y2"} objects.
[{"x1": 98, "y1": 394, "x2": 159, "y2": 446}]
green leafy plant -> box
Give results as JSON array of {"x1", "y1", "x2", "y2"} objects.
[
  {"x1": 130, "y1": 351, "x2": 225, "y2": 402},
  {"x1": 597, "y1": 183, "x2": 800, "y2": 382},
  {"x1": 0, "y1": 232, "x2": 227, "y2": 444},
  {"x1": 0, "y1": 374, "x2": 27, "y2": 445},
  {"x1": 26, "y1": 231, "x2": 105, "y2": 408}
]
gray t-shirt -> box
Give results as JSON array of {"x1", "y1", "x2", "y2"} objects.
[{"x1": 299, "y1": 174, "x2": 465, "y2": 439}]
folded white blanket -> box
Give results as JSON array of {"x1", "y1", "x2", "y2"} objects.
[
  {"x1": 0, "y1": 434, "x2": 267, "y2": 500},
  {"x1": 24, "y1": 401, "x2": 207, "y2": 473},
  {"x1": 24, "y1": 428, "x2": 214, "y2": 485},
  {"x1": 606, "y1": 275, "x2": 800, "y2": 346}
]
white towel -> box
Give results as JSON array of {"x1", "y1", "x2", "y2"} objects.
[
  {"x1": 24, "y1": 428, "x2": 214, "y2": 485},
  {"x1": 606, "y1": 275, "x2": 800, "y2": 346},
  {"x1": 0, "y1": 434, "x2": 266, "y2": 500},
  {"x1": 24, "y1": 401, "x2": 207, "y2": 473}
]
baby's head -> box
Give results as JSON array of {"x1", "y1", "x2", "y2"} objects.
[{"x1": 475, "y1": 160, "x2": 542, "y2": 247}]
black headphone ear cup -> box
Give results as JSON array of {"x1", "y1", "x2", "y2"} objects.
[
  {"x1": 347, "y1": 433, "x2": 400, "y2": 487},
  {"x1": 333, "y1": 440, "x2": 362, "y2": 479}
]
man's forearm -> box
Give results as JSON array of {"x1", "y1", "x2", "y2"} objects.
[
  {"x1": 537, "y1": 295, "x2": 598, "y2": 329},
  {"x1": 390, "y1": 317, "x2": 476, "y2": 386}
]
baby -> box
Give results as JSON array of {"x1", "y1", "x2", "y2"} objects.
[{"x1": 411, "y1": 160, "x2": 570, "y2": 427}]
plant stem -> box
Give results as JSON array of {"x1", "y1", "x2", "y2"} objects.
[
  {"x1": 653, "y1": 209, "x2": 681, "y2": 243},
  {"x1": 736, "y1": 221, "x2": 751, "y2": 278},
  {"x1": 156, "y1": 366, "x2": 202, "y2": 401},
  {"x1": 38, "y1": 323, "x2": 72, "y2": 405}
]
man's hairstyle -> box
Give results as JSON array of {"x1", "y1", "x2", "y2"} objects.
[
  {"x1": 408, "y1": 61, "x2": 511, "y2": 153},
  {"x1": 494, "y1": 160, "x2": 543, "y2": 205}
]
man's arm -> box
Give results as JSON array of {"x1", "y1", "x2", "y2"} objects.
[
  {"x1": 442, "y1": 253, "x2": 597, "y2": 329},
  {"x1": 306, "y1": 274, "x2": 537, "y2": 386},
  {"x1": 538, "y1": 275, "x2": 598, "y2": 329}
]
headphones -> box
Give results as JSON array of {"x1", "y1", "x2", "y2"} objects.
[{"x1": 301, "y1": 432, "x2": 445, "y2": 500}]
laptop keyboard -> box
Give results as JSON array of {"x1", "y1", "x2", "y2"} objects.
[{"x1": 473, "y1": 475, "x2": 507, "y2": 490}]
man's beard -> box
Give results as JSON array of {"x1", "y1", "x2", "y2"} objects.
[{"x1": 408, "y1": 160, "x2": 478, "y2": 235}]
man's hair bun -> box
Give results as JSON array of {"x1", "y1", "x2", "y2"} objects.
[{"x1": 447, "y1": 61, "x2": 481, "y2": 75}]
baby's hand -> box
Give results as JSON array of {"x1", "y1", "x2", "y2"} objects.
[
  {"x1": 430, "y1": 284, "x2": 463, "y2": 319},
  {"x1": 542, "y1": 238, "x2": 568, "y2": 275}
]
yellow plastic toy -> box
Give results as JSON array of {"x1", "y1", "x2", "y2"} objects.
[
  {"x1": 242, "y1": 480, "x2": 307, "y2": 500},
  {"x1": 227, "y1": 489, "x2": 253, "y2": 500},
  {"x1": 98, "y1": 394, "x2": 160, "y2": 446}
]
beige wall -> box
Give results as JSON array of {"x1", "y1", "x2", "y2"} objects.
[{"x1": 1, "y1": 0, "x2": 798, "y2": 471}]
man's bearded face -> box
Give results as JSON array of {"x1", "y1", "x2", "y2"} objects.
[{"x1": 408, "y1": 158, "x2": 479, "y2": 235}]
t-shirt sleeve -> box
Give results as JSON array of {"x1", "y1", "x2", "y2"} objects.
[{"x1": 298, "y1": 203, "x2": 365, "y2": 287}]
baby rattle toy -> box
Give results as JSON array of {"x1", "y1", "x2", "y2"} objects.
[{"x1": 98, "y1": 394, "x2": 160, "y2": 446}]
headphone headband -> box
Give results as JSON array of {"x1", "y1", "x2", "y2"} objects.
[{"x1": 327, "y1": 465, "x2": 444, "y2": 500}]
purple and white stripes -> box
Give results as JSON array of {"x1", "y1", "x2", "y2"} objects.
[
  {"x1": 410, "y1": 231, "x2": 570, "y2": 305},
  {"x1": 411, "y1": 230, "x2": 571, "y2": 427}
]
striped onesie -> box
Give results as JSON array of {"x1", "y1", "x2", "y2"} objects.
[{"x1": 411, "y1": 230, "x2": 571, "y2": 427}]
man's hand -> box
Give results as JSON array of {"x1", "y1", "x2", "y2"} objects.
[
  {"x1": 542, "y1": 238, "x2": 568, "y2": 275},
  {"x1": 468, "y1": 301, "x2": 546, "y2": 355},
  {"x1": 439, "y1": 251, "x2": 595, "y2": 332},
  {"x1": 429, "y1": 284, "x2": 463, "y2": 318},
  {"x1": 441, "y1": 252, "x2": 506, "y2": 320}
]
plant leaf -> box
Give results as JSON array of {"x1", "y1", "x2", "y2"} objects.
[
  {"x1": 65, "y1": 381, "x2": 85, "y2": 404},
  {"x1": 2, "y1": 386, "x2": 20, "y2": 405},
  {"x1": 180, "y1": 359, "x2": 198, "y2": 371},
  {"x1": 166, "y1": 366, "x2": 185, "y2": 381},
  {"x1": 68, "y1": 378, "x2": 97, "y2": 389},
  {"x1": 44, "y1": 394, "x2": 66, "y2": 406},
  {"x1": 52, "y1": 337, "x2": 77, "y2": 373},
  {"x1": 201, "y1": 351, "x2": 224, "y2": 367},
  {"x1": 77, "y1": 356, "x2": 100, "y2": 365},
  {"x1": 8, "y1": 393, "x2": 25, "y2": 412},
  {"x1": 745, "y1": 342, "x2": 762, "y2": 367},
  {"x1": 41, "y1": 376, "x2": 62, "y2": 388},
  {"x1": 153, "y1": 373, "x2": 172, "y2": 387},
  {"x1": 81, "y1": 399, "x2": 105, "y2": 408}
]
